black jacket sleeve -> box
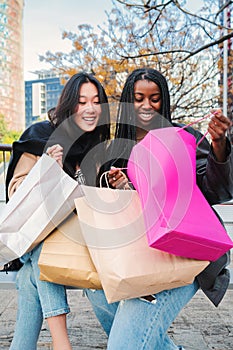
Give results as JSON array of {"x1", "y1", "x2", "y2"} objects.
[
  {"x1": 5, "y1": 121, "x2": 54, "y2": 202},
  {"x1": 177, "y1": 124, "x2": 233, "y2": 205}
]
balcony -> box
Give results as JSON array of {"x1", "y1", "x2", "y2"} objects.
[{"x1": 0, "y1": 143, "x2": 12, "y2": 203}]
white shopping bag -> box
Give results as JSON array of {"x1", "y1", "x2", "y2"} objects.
[{"x1": 0, "y1": 154, "x2": 83, "y2": 264}]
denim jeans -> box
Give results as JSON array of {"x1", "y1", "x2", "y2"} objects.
[
  {"x1": 85, "y1": 280, "x2": 199, "y2": 350},
  {"x1": 9, "y1": 242, "x2": 70, "y2": 350}
]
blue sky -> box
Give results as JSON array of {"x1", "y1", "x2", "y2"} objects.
[{"x1": 23, "y1": 0, "x2": 201, "y2": 80}]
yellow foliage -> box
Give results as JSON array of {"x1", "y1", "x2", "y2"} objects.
[
  {"x1": 39, "y1": 3, "x2": 224, "y2": 121},
  {"x1": 139, "y1": 49, "x2": 149, "y2": 55},
  {"x1": 74, "y1": 41, "x2": 83, "y2": 51},
  {"x1": 169, "y1": 77, "x2": 180, "y2": 85}
]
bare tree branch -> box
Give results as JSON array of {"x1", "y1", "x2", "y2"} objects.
[
  {"x1": 117, "y1": 31, "x2": 233, "y2": 62},
  {"x1": 173, "y1": 0, "x2": 230, "y2": 29},
  {"x1": 40, "y1": 0, "x2": 231, "y2": 121}
]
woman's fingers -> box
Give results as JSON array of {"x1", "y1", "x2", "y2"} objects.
[
  {"x1": 46, "y1": 144, "x2": 63, "y2": 155},
  {"x1": 46, "y1": 144, "x2": 63, "y2": 167},
  {"x1": 108, "y1": 168, "x2": 129, "y2": 189},
  {"x1": 208, "y1": 110, "x2": 232, "y2": 141}
]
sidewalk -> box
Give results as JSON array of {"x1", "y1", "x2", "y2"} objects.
[{"x1": 0, "y1": 288, "x2": 233, "y2": 349}]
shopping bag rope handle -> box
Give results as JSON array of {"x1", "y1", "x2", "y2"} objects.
[
  {"x1": 99, "y1": 169, "x2": 132, "y2": 190},
  {"x1": 99, "y1": 171, "x2": 110, "y2": 188},
  {"x1": 177, "y1": 111, "x2": 218, "y2": 147}
]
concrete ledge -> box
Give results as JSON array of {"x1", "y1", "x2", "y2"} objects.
[
  {"x1": 0, "y1": 271, "x2": 17, "y2": 289},
  {"x1": 0, "y1": 270, "x2": 82, "y2": 290},
  {"x1": 228, "y1": 267, "x2": 233, "y2": 289}
]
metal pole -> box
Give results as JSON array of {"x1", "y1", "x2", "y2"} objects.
[{"x1": 223, "y1": 6, "x2": 228, "y2": 117}]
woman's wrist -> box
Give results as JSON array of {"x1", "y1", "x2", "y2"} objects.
[{"x1": 74, "y1": 169, "x2": 86, "y2": 185}]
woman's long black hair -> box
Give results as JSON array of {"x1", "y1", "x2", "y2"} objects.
[
  {"x1": 115, "y1": 68, "x2": 172, "y2": 141},
  {"x1": 53, "y1": 72, "x2": 110, "y2": 143},
  {"x1": 48, "y1": 72, "x2": 111, "y2": 185},
  {"x1": 109, "y1": 68, "x2": 172, "y2": 169}
]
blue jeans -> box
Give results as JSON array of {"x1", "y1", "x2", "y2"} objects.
[
  {"x1": 10, "y1": 242, "x2": 70, "y2": 350},
  {"x1": 85, "y1": 280, "x2": 199, "y2": 350}
]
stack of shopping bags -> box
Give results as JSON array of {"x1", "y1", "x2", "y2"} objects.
[{"x1": 1, "y1": 129, "x2": 233, "y2": 303}]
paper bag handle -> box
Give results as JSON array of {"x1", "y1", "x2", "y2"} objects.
[
  {"x1": 99, "y1": 171, "x2": 110, "y2": 188},
  {"x1": 99, "y1": 168, "x2": 132, "y2": 190}
]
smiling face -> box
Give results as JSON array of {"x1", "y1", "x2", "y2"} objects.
[
  {"x1": 134, "y1": 79, "x2": 162, "y2": 129},
  {"x1": 74, "y1": 82, "x2": 102, "y2": 132}
]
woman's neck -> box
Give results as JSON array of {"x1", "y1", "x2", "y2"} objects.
[{"x1": 136, "y1": 127, "x2": 148, "y2": 143}]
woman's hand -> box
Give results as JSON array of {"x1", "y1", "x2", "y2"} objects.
[
  {"x1": 208, "y1": 109, "x2": 232, "y2": 162},
  {"x1": 46, "y1": 144, "x2": 63, "y2": 168},
  {"x1": 108, "y1": 167, "x2": 131, "y2": 189}
]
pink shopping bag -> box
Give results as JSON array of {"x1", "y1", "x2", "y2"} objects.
[{"x1": 127, "y1": 126, "x2": 233, "y2": 261}]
